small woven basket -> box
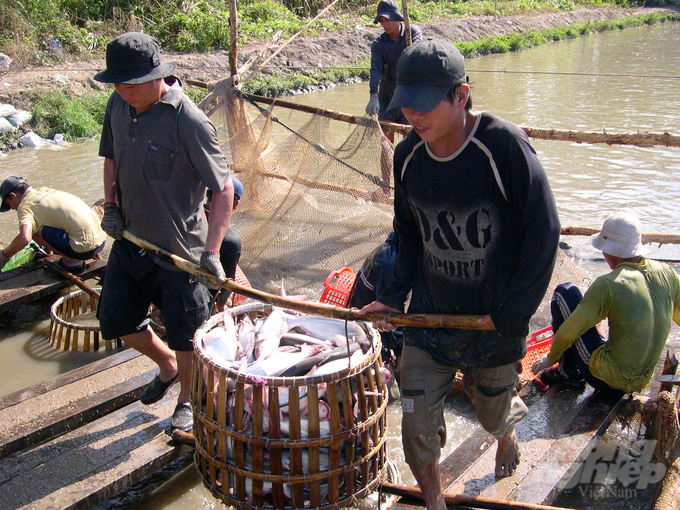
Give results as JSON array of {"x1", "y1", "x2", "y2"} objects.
[{"x1": 49, "y1": 288, "x2": 122, "y2": 352}]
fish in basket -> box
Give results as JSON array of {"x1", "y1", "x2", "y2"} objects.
[{"x1": 192, "y1": 302, "x2": 390, "y2": 510}]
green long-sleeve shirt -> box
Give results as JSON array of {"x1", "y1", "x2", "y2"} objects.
[{"x1": 548, "y1": 258, "x2": 680, "y2": 393}]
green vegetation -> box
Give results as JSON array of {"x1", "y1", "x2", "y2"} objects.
[
  {"x1": 0, "y1": 0, "x2": 660, "y2": 59},
  {"x1": 455, "y1": 11, "x2": 677, "y2": 57},
  {"x1": 0, "y1": 0, "x2": 677, "y2": 146}
]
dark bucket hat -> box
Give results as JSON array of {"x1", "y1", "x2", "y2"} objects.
[
  {"x1": 388, "y1": 39, "x2": 467, "y2": 114},
  {"x1": 0, "y1": 176, "x2": 27, "y2": 212},
  {"x1": 94, "y1": 32, "x2": 176, "y2": 84},
  {"x1": 374, "y1": 0, "x2": 404, "y2": 23}
]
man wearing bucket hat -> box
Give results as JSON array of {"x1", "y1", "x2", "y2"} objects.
[
  {"x1": 358, "y1": 39, "x2": 560, "y2": 503},
  {"x1": 366, "y1": 0, "x2": 421, "y2": 143},
  {"x1": 94, "y1": 32, "x2": 235, "y2": 434},
  {"x1": 0, "y1": 176, "x2": 106, "y2": 271},
  {"x1": 533, "y1": 212, "x2": 680, "y2": 395}
]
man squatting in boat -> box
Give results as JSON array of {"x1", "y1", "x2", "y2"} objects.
[
  {"x1": 0, "y1": 176, "x2": 107, "y2": 271},
  {"x1": 93, "y1": 32, "x2": 234, "y2": 434},
  {"x1": 359, "y1": 39, "x2": 561, "y2": 509},
  {"x1": 533, "y1": 212, "x2": 680, "y2": 393}
]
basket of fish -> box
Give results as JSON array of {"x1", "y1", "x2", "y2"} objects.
[
  {"x1": 192, "y1": 301, "x2": 390, "y2": 510},
  {"x1": 49, "y1": 288, "x2": 123, "y2": 352}
]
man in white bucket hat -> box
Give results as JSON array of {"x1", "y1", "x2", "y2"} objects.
[{"x1": 533, "y1": 212, "x2": 680, "y2": 394}]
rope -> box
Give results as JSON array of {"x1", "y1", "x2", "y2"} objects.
[{"x1": 26, "y1": 64, "x2": 667, "y2": 80}]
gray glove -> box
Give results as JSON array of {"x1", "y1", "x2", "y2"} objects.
[
  {"x1": 532, "y1": 355, "x2": 554, "y2": 375},
  {"x1": 198, "y1": 251, "x2": 226, "y2": 289},
  {"x1": 366, "y1": 95, "x2": 379, "y2": 115},
  {"x1": 0, "y1": 250, "x2": 10, "y2": 271},
  {"x1": 101, "y1": 203, "x2": 124, "y2": 241}
]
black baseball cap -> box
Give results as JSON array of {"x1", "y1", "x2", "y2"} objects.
[
  {"x1": 0, "y1": 176, "x2": 27, "y2": 212},
  {"x1": 94, "y1": 32, "x2": 176, "y2": 84},
  {"x1": 388, "y1": 39, "x2": 467, "y2": 114}
]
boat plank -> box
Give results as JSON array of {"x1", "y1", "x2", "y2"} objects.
[
  {"x1": 506, "y1": 391, "x2": 627, "y2": 506},
  {"x1": 0, "y1": 348, "x2": 140, "y2": 412},
  {"x1": 0, "y1": 258, "x2": 106, "y2": 314},
  {"x1": 0, "y1": 389, "x2": 187, "y2": 510},
  {"x1": 0, "y1": 368, "x2": 155, "y2": 460},
  {"x1": 444, "y1": 385, "x2": 622, "y2": 504}
]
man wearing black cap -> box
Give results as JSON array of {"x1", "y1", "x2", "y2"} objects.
[
  {"x1": 93, "y1": 32, "x2": 234, "y2": 434},
  {"x1": 359, "y1": 39, "x2": 560, "y2": 506},
  {"x1": 0, "y1": 176, "x2": 106, "y2": 271},
  {"x1": 366, "y1": 0, "x2": 421, "y2": 144}
]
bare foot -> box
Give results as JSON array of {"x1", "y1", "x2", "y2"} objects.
[{"x1": 495, "y1": 427, "x2": 520, "y2": 477}]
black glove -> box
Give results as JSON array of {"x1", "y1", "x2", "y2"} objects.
[
  {"x1": 101, "y1": 203, "x2": 124, "y2": 241},
  {"x1": 198, "y1": 251, "x2": 226, "y2": 289}
]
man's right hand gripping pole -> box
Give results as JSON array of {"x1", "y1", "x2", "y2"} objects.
[{"x1": 101, "y1": 202, "x2": 124, "y2": 241}]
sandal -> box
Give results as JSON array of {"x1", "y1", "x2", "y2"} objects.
[{"x1": 56, "y1": 259, "x2": 86, "y2": 272}]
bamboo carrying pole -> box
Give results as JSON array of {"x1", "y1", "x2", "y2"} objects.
[
  {"x1": 121, "y1": 230, "x2": 494, "y2": 330},
  {"x1": 380, "y1": 482, "x2": 580, "y2": 510}
]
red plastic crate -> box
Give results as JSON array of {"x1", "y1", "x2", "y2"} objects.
[
  {"x1": 519, "y1": 325, "x2": 554, "y2": 383},
  {"x1": 320, "y1": 267, "x2": 356, "y2": 307},
  {"x1": 231, "y1": 264, "x2": 252, "y2": 306}
]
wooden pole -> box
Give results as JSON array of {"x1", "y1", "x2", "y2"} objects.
[
  {"x1": 228, "y1": 0, "x2": 238, "y2": 81},
  {"x1": 520, "y1": 126, "x2": 680, "y2": 148},
  {"x1": 561, "y1": 226, "x2": 680, "y2": 245},
  {"x1": 380, "y1": 482, "x2": 581, "y2": 510},
  {"x1": 238, "y1": 93, "x2": 680, "y2": 148},
  {"x1": 121, "y1": 230, "x2": 494, "y2": 331},
  {"x1": 41, "y1": 258, "x2": 101, "y2": 300},
  {"x1": 401, "y1": 0, "x2": 412, "y2": 47},
  {"x1": 185, "y1": 85, "x2": 680, "y2": 148}
]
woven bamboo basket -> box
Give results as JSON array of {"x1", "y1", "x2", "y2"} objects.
[
  {"x1": 49, "y1": 288, "x2": 122, "y2": 352},
  {"x1": 192, "y1": 302, "x2": 389, "y2": 510}
]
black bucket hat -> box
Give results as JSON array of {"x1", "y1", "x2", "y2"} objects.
[
  {"x1": 374, "y1": 0, "x2": 404, "y2": 23},
  {"x1": 388, "y1": 39, "x2": 467, "y2": 114},
  {"x1": 94, "y1": 32, "x2": 176, "y2": 85}
]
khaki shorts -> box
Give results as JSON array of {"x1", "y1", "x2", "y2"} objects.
[{"x1": 400, "y1": 343, "x2": 528, "y2": 472}]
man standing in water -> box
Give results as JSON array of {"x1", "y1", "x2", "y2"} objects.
[
  {"x1": 359, "y1": 40, "x2": 560, "y2": 509},
  {"x1": 94, "y1": 32, "x2": 234, "y2": 433},
  {"x1": 366, "y1": 0, "x2": 422, "y2": 144}
]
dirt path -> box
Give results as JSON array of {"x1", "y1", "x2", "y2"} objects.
[{"x1": 0, "y1": 6, "x2": 677, "y2": 98}]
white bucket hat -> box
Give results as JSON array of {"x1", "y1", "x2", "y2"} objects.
[{"x1": 591, "y1": 212, "x2": 648, "y2": 258}]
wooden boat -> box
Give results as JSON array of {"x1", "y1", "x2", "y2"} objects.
[{"x1": 0, "y1": 252, "x2": 106, "y2": 314}]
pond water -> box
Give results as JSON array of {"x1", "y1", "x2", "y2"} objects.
[{"x1": 1, "y1": 21, "x2": 679, "y2": 510}]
